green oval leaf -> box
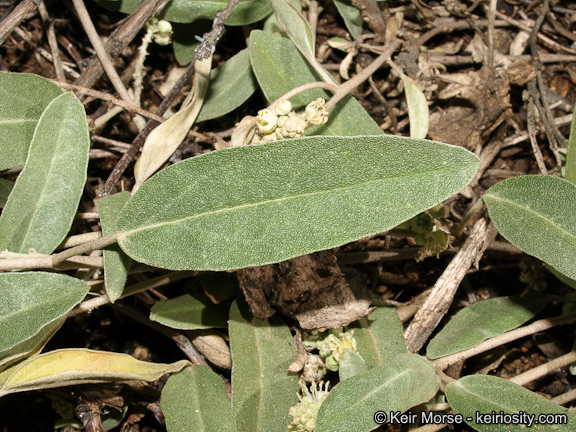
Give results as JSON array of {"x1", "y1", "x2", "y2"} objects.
[
  {"x1": 333, "y1": 0, "x2": 364, "y2": 39},
  {"x1": 446, "y1": 375, "x2": 576, "y2": 432},
  {"x1": 117, "y1": 135, "x2": 478, "y2": 271},
  {"x1": 0, "y1": 72, "x2": 62, "y2": 170},
  {"x1": 96, "y1": 0, "x2": 271, "y2": 25},
  {"x1": 271, "y1": 0, "x2": 315, "y2": 61},
  {"x1": 150, "y1": 293, "x2": 229, "y2": 330},
  {"x1": 0, "y1": 272, "x2": 89, "y2": 363},
  {"x1": 197, "y1": 48, "x2": 257, "y2": 123},
  {"x1": 97, "y1": 192, "x2": 132, "y2": 303},
  {"x1": 350, "y1": 304, "x2": 407, "y2": 369},
  {"x1": 316, "y1": 353, "x2": 440, "y2": 432},
  {"x1": 250, "y1": 30, "x2": 383, "y2": 137},
  {"x1": 427, "y1": 294, "x2": 546, "y2": 359},
  {"x1": 229, "y1": 299, "x2": 298, "y2": 432},
  {"x1": 0, "y1": 349, "x2": 190, "y2": 397},
  {"x1": 0, "y1": 92, "x2": 90, "y2": 254},
  {"x1": 484, "y1": 175, "x2": 576, "y2": 280},
  {"x1": 162, "y1": 366, "x2": 236, "y2": 432}
]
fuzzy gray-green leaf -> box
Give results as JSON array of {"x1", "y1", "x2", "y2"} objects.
[
  {"x1": 250, "y1": 30, "x2": 383, "y2": 137},
  {"x1": 96, "y1": 0, "x2": 271, "y2": 25},
  {"x1": 484, "y1": 175, "x2": 576, "y2": 281},
  {"x1": 271, "y1": 0, "x2": 315, "y2": 60},
  {"x1": 427, "y1": 294, "x2": 546, "y2": 359},
  {"x1": 446, "y1": 375, "x2": 576, "y2": 432},
  {"x1": 316, "y1": 353, "x2": 439, "y2": 432},
  {"x1": 339, "y1": 350, "x2": 367, "y2": 381},
  {"x1": 197, "y1": 49, "x2": 257, "y2": 122},
  {"x1": 229, "y1": 299, "x2": 298, "y2": 432},
  {"x1": 0, "y1": 92, "x2": 90, "y2": 254},
  {"x1": 334, "y1": 0, "x2": 364, "y2": 39},
  {"x1": 117, "y1": 135, "x2": 478, "y2": 271},
  {"x1": 350, "y1": 304, "x2": 407, "y2": 369},
  {"x1": 150, "y1": 294, "x2": 229, "y2": 330},
  {"x1": 0, "y1": 272, "x2": 89, "y2": 363},
  {"x1": 162, "y1": 366, "x2": 236, "y2": 432},
  {"x1": 97, "y1": 192, "x2": 132, "y2": 303},
  {"x1": 0, "y1": 72, "x2": 62, "y2": 170}
]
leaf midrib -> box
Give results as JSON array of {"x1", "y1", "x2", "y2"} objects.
[
  {"x1": 485, "y1": 194, "x2": 576, "y2": 241},
  {"x1": 120, "y1": 163, "x2": 462, "y2": 238},
  {"x1": 18, "y1": 100, "x2": 71, "y2": 252}
]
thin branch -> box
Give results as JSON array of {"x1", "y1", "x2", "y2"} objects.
[
  {"x1": 49, "y1": 80, "x2": 165, "y2": 123},
  {"x1": 69, "y1": 271, "x2": 195, "y2": 316},
  {"x1": 405, "y1": 218, "x2": 489, "y2": 353},
  {"x1": 509, "y1": 350, "x2": 576, "y2": 387},
  {"x1": 38, "y1": 0, "x2": 65, "y2": 82},
  {"x1": 71, "y1": 0, "x2": 134, "y2": 105},
  {"x1": 268, "y1": 81, "x2": 340, "y2": 111},
  {"x1": 0, "y1": 0, "x2": 39, "y2": 46},
  {"x1": 325, "y1": 38, "x2": 402, "y2": 111},
  {"x1": 74, "y1": 0, "x2": 171, "y2": 90},
  {"x1": 51, "y1": 233, "x2": 119, "y2": 266},
  {"x1": 432, "y1": 311, "x2": 576, "y2": 370}
]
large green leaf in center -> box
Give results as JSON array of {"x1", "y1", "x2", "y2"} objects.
[{"x1": 116, "y1": 135, "x2": 479, "y2": 270}]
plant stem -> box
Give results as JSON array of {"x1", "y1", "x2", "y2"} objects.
[
  {"x1": 52, "y1": 233, "x2": 119, "y2": 266},
  {"x1": 509, "y1": 350, "x2": 576, "y2": 387},
  {"x1": 69, "y1": 271, "x2": 195, "y2": 316},
  {"x1": 268, "y1": 82, "x2": 340, "y2": 111},
  {"x1": 50, "y1": 80, "x2": 165, "y2": 123},
  {"x1": 432, "y1": 311, "x2": 576, "y2": 370},
  {"x1": 325, "y1": 38, "x2": 402, "y2": 111},
  {"x1": 71, "y1": 0, "x2": 146, "y2": 130}
]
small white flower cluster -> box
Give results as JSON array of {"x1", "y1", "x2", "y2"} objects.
[
  {"x1": 251, "y1": 98, "x2": 329, "y2": 144},
  {"x1": 288, "y1": 381, "x2": 330, "y2": 432},
  {"x1": 302, "y1": 328, "x2": 358, "y2": 373},
  {"x1": 146, "y1": 18, "x2": 173, "y2": 46}
]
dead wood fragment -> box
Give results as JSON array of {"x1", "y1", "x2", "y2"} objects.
[
  {"x1": 404, "y1": 218, "x2": 490, "y2": 353},
  {"x1": 237, "y1": 251, "x2": 372, "y2": 330},
  {"x1": 352, "y1": 0, "x2": 387, "y2": 41},
  {"x1": 0, "y1": 0, "x2": 39, "y2": 46}
]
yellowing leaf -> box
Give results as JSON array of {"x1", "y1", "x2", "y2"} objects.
[
  {"x1": 0, "y1": 349, "x2": 189, "y2": 396},
  {"x1": 399, "y1": 73, "x2": 429, "y2": 139},
  {"x1": 134, "y1": 58, "x2": 212, "y2": 191}
]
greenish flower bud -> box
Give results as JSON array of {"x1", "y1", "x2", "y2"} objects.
[
  {"x1": 260, "y1": 132, "x2": 277, "y2": 143},
  {"x1": 147, "y1": 18, "x2": 173, "y2": 46},
  {"x1": 428, "y1": 204, "x2": 445, "y2": 220},
  {"x1": 275, "y1": 99, "x2": 292, "y2": 116},
  {"x1": 412, "y1": 213, "x2": 434, "y2": 234},
  {"x1": 317, "y1": 338, "x2": 331, "y2": 358},
  {"x1": 325, "y1": 354, "x2": 339, "y2": 371},
  {"x1": 288, "y1": 382, "x2": 330, "y2": 432},
  {"x1": 153, "y1": 35, "x2": 172, "y2": 46},
  {"x1": 304, "y1": 98, "x2": 328, "y2": 125},
  {"x1": 157, "y1": 20, "x2": 172, "y2": 34},
  {"x1": 257, "y1": 109, "x2": 279, "y2": 134},
  {"x1": 277, "y1": 112, "x2": 306, "y2": 138}
]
